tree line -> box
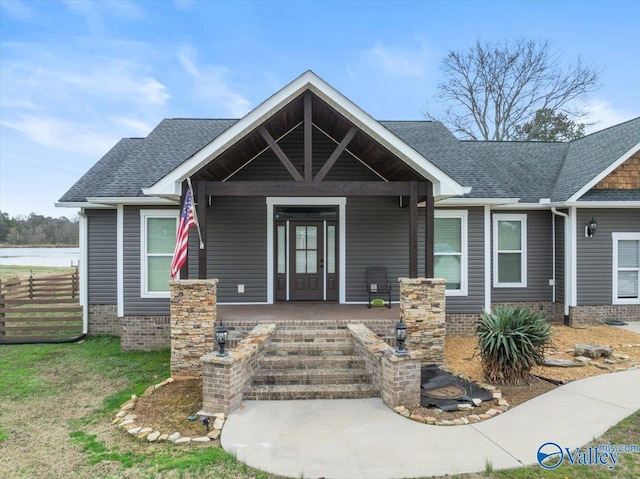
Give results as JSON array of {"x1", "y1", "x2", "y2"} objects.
[{"x1": 0, "y1": 211, "x2": 79, "y2": 246}]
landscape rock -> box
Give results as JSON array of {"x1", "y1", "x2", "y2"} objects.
[
  {"x1": 207, "y1": 429, "x2": 221, "y2": 440},
  {"x1": 192, "y1": 436, "x2": 211, "y2": 443},
  {"x1": 167, "y1": 432, "x2": 181, "y2": 443},
  {"x1": 128, "y1": 427, "x2": 142, "y2": 435},
  {"x1": 410, "y1": 414, "x2": 426, "y2": 423},
  {"x1": 175, "y1": 437, "x2": 192, "y2": 445},
  {"x1": 158, "y1": 434, "x2": 169, "y2": 442},
  {"x1": 574, "y1": 356, "x2": 591, "y2": 363},
  {"x1": 574, "y1": 343, "x2": 613, "y2": 359},
  {"x1": 147, "y1": 431, "x2": 161, "y2": 442},
  {"x1": 472, "y1": 398, "x2": 482, "y2": 407},
  {"x1": 136, "y1": 427, "x2": 153, "y2": 439},
  {"x1": 213, "y1": 417, "x2": 225, "y2": 430},
  {"x1": 468, "y1": 414, "x2": 481, "y2": 423},
  {"x1": 543, "y1": 357, "x2": 585, "y2": 367},
  {"x1": 457, "y1": 403, "x2": 473, "y2": 411},
  {"x1": 118, "y1": 419, "x2": 134, "y2": 429},
  {"x1": 498, "y1": 399, "x2": 510, "y2": 408}
]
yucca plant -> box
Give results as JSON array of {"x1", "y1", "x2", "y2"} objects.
[{"x1": 476, "y1": 306, "x2": 554, "y2": 385}]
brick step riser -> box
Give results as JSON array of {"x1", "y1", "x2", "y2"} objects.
[
  {"x1": 257, "y1": 357, "x2": 366, "y2": 370},
  {"x1": 265, "y1": 346, "x2": 355, "y2": 357},
  {"x1": 271, "y1": 329, "x2": 351, "y2": 340},
  {"x1": 244, "y1": 389, "x2": 379, "y2": 401},
  {"x1": 252, "y1": 376, "x2": 371, "y2": 386}
]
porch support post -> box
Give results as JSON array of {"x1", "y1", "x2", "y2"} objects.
[
  {"x1": 304, "y1": 92, "x2": 312, "y2": 182},
  {"x1": 179, "y1": 181, "x2": 189, "y2": 279},
  {"x1": 409, "y1": 180, "x2": 418, "y2": 278},
  {"x1": 197, "y1": 180, "x2": 207, "y2": 279},
  {"x1": 425, "y1": 180, "x2": 434, "y2": 278}
]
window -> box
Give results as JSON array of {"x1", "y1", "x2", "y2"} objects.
[
  {"x1": 140, "y1": 210, "x2": 178, "y2": 298},
  {"x1": 434, "y1": 210, "x2": 467, "y2": 296},
  {"x1": 613, "y1": 233, "x2": 640, "y2": 304},
  {"x1": 493, "y1": 214, "x2": 527, "y2": 287}
]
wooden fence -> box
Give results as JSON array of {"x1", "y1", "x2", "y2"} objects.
[{"x1": 0, "y1": 269, "x2": 83, "y2": 342}]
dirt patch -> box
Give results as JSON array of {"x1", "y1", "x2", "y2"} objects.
[
  {"x1": 409, "y1": 324, "x2": 640, "y2": 420},
  {"x1": 132, "y1": 379, "x2": 206, "y2": 438}
]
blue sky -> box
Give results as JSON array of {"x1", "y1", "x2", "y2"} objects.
[{"x1": 1, "y1": 0, "x2": 639, "y2": 219}]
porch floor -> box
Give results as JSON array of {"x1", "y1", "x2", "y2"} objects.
[{"x1": 217, "y1": 302, "x2": 400, "y2": 322}]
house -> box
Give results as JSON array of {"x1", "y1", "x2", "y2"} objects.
[{"x1": 57, "y1": 71, "x2": 640, "y2": 351}]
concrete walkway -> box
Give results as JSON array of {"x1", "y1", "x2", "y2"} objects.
[{"x1": 222, "y1": 369, "x2": 640, "y2": 479}]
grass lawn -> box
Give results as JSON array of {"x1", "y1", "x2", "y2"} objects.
[
  {"x1": 0, "y1": 336, "x2": 637, "y2": 479},
  {"x1": 0, "y1": 265, "x2": 77, "y2": 281}
]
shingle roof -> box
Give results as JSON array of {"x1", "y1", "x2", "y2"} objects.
[
  {"x1": 59, "y1": 114, "x2": 640, "y2": 204},
  {"x1": 60, "y1": 119, "x2": 237, "y2": 202},
  {"x1": 579, "y1": 189, "x2": 640, "y2": 201},
  {"x1": 552, "y1": 117, "x2": 640, "y2": 201}
]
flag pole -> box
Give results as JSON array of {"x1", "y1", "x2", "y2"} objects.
[{"x1": 186, "y1": 177, "x2": 205, "y2": 250}]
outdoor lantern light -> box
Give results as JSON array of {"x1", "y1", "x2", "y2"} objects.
[
  {"x1": 395, "y1": 317, "x2": 408, "y2": 355},
  {"x1": 215, "y1": 321, "x2": 228, "y2": 357},
  {"x1": 585, "y1": 217, "x2": 597, "y2": 238}
]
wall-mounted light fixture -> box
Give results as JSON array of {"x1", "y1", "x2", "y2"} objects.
[{"x1": 585, "y1": 217, "x2": 597, "y2": 238}]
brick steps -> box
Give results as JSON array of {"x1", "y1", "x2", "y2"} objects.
[
  {"x1": 245, "y1": 326, "x2": 378, "y2": 400},
  {"x1": 244, "y1": 383, "x2": 379, "y2": 400},
  {"x1": 252, "y1": 368, "x2": 372, "y2": 386}
]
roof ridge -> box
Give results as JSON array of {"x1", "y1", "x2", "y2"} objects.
[{"x1": 570, "y1": 116, "x2": 640, "y2": 144}]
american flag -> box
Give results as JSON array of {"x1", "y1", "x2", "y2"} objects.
[{"x1": 170, "y1": 188, "x2": 196, "y2": 278}]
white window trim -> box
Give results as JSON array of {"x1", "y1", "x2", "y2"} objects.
[
  {"x1": 140, "y1": 209, "x2": 179, "y2": 299},
  {"x1": 493, "y1": 213, "x2": 528, "y2": 288},
  {"x1": 435, "y1": 209, "x2": 468, "y2": 296},
  {"x1": 612, "y1": 232, "x2": 640, "y2": 305}
]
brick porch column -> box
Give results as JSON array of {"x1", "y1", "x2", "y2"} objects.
[
  {"x1": 399, "y1": 278, "x2": 446, "y2": 366},
  {"x1": 170, "y1": 279, "x2": 218, "y2": 378}
]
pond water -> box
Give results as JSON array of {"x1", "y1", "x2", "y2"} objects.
[{"x1": 0, "y1": 247, "x2": 80, "y2": 267}]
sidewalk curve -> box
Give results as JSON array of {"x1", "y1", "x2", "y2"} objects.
[{"x1": 221, "y1": 369, "x2": 640, "y2": 479}]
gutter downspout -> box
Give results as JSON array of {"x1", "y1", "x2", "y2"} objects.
[{"x1": 551, "y1": 207, "x2": 570, "y2": 324}]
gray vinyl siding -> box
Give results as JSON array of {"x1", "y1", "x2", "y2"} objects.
[
  {"x1": 491, "y1": 210, "x2": 554, "y2": 302},
  {"x1": 346, "y1": 197, "x2": 409, "y2": 302},
  {"x1": 423, "y1": 207, "x2": 486, "y2": 313},
  {"x1": 231, "y1": 126, "x2": 381, "y2": 182},
  {"x1": 87, "y1": 209, "x2": 117, "y2": 304},
  {"x1": 554, "y1": 213, "x2": 565, "y2": 305},
  {"x1": 207, "y1": 197, "x2": 267, "y2": 302},
  {"x1": 577, "y1": 208, "x2": 640, "y2": 305},
  {"x1": 123, "y1": 206, "x2": 176, "y2": 315}
]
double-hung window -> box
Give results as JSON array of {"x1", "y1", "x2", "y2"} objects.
[
  {"x1": 612, "y1": 233, "x2": 640, "y2": 304},
  {"x1": 140, "y1": 210, "x2": 178, "y2": 298},
  {"x1": 493, "y1": 214, "x2": 527, "y2": 287},
  {"x1": 434, "y1": 210, "x2": 467, "y2": 296}
]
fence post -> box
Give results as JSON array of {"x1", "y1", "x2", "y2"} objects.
[
  {"x1": 29, "y1": 273, "x2": 34, "y2": 300},
  {"x1": 72, "y1": 267, "x2": 79, "y2": 299},
  {"x1": 0, "y1": 279, "x2": 5, "y2": 337}
]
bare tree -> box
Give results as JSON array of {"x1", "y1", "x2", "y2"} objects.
[{"x1": 427, "y1": 38, "x2": 600, "y2": 140}]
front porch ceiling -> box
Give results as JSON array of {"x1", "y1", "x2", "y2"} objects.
[{"x1": 191, "y1": 92, "x2": 421, "y2": 183}]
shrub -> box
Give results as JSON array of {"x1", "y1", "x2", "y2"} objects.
[{"x1": 476, "y1": 306, "x2": 554, "y2": 385}]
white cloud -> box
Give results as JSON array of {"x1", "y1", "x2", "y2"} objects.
[
  {"x1": 109, "y1": 116, "x2": 154, "y2": 135},
  {"x1": 178, "y1": 49, "x2": 252, "y2": 117},
  {"x1": 1, "y1": 116, "x2": 119, "y2": 156},
  {"x1": 360, "y1": 38, "x2": 432, "y2": 77},
  {"x1": 580, "y1": 98, "x2": 638, "y2": 133}
]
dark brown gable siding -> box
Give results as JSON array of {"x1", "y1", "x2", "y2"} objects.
[{"x1": 229, "y1": 126, "x2": 382, "y2": 182}]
